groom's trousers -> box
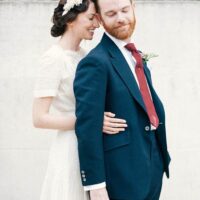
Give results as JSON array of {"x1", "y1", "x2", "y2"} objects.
[
  {"x1": 145, "y1": 130, "x2": 164, "y2": 200},
  {"x1": 110, "y1": 130, "x2": 164, "y2": 200}
]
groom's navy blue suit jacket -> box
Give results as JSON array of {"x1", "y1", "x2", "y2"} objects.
[{"x1": 73, "y1": 34, "x2": 171, "y2": 198}]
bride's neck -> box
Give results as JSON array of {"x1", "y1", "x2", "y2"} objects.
[{"x1": 58, "y1": 31, "x2": 81, "y2": 52}]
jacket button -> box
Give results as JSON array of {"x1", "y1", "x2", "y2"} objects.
[
  {"x1": 83, "y1": 178, "x2": 86, "y2": 182},
  {"x1": 81, "y1": 170, "x2": 85, "y2": 174},
  {"x1": 145, "y1": 126, "x2": 150, "y2": 131}
]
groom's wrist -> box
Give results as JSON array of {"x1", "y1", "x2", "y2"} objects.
[{"x1": 83, "y1": 182, "x2": 106, "y2": 191}]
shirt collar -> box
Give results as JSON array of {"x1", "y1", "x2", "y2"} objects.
[{"x1": 105, "y1": 32, "x2": 130, "y2": 51}]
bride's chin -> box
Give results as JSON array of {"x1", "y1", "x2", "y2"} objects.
[
  {"x1": 85, "y1": 34, "x2": 94, "y2": 40},
  {"x1": 86, "y1": 37, "x2": 93, "y2": 40}
]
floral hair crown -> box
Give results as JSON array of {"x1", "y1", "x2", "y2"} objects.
[{"x1": 63, "y1": 0, "x2": 83, "y2": 15}]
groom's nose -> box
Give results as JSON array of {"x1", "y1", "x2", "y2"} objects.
[{"x1": 116, "y1": 12, "x2": 126, "y2": 24}]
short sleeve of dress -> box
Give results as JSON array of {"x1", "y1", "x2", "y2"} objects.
[{"x1": 33, "y1": 49, "x2": 64, "y2": 98}]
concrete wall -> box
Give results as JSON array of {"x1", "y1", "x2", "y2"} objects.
[{"x1": 0, "y1": 1, "x2": 200, "y2": 199}]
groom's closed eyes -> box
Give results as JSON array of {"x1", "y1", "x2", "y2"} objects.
[{"x1": 105, "y1": 6, "x2": 131, "y2": 17}]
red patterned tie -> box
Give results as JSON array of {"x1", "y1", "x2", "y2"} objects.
[{"x1": 125, "y1": 43, "x2": 159, "y2": 128}]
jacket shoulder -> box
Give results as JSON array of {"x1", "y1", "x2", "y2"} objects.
[{"x1": 80, "y1": 43, "x2": 109, "y2": 65}]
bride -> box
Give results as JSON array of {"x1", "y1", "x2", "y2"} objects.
[{"x1": 32, "y1": 0, "x2": 127, "y2": 199}]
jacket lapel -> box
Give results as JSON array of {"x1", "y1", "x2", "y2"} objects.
[{"x1": 101, "y1": 34, "x2": 147, "y2": 113}]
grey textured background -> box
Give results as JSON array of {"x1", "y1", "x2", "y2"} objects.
[{"x1": 0, "y1": 0, "x2": 200, "y2": 199}]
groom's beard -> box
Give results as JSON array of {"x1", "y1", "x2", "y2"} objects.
[{"x1": 102, "y1": 18, "x2": 136, "y2": 40}]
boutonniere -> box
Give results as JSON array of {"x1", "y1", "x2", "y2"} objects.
[{"x1": 140, "y1": 52, "x2": 159, "y2": 62}]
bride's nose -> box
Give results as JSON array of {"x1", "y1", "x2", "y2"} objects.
[{"x1": 93, "y1": 17, "x2": 100, "y2": 28}]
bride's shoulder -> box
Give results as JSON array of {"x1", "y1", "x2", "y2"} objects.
[
  {"x1": 37, "y1": 46, "x2": 67, "y2": 74},
  {"x1": 79, "y1": 47, "x2": 88, "y2": 55},
  {"x1": 44, "y1": 44, "x2": 64, "y2": 56},
  {"x1": 41, "y1": 45, "x2": 66, "y2": 62}
]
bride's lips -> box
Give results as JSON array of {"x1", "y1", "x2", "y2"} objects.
[
  {"x1": 88, "y1": 29, "x2": 95, "y2": 35},
  {"x1": 89, "y1": 29, "x2": 95, "y2": 32}
]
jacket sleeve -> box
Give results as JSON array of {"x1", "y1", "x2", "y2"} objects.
[{"x1": 73, "y1": 56, "x2": 107, "y2": 186}]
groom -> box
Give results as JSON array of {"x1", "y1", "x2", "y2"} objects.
[{"x1": 73, "y1": 0, "x2": 171, "y2": 199}]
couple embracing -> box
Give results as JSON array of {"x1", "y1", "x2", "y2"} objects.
[{"x1": 33, "y1": 0, "x2": 171, "y2": 199}]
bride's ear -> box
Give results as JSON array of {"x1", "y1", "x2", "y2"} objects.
[{"x1": 67, "y1": 21, "x2": 74, "y2": 28}]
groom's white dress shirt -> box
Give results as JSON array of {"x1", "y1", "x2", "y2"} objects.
[{"x1": 83, "y1": 32, "x2": 156, "y2": 191}]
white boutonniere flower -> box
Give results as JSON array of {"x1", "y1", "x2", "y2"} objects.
[{"x1": 140, "y1": 52, "x2": 159, "y2": 62}]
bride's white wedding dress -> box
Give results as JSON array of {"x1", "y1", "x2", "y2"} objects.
[{"x1": 34, "y1": 44, "x2": 89, "y2": 200}]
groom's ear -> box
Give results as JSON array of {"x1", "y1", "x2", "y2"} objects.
[{"x1": 131, "y1": 0, "x2": 135, "y2": 8}]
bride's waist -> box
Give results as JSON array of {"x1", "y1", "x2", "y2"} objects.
[{"x1": 54, "y1": 130, "x2": 77, "y2": 144}]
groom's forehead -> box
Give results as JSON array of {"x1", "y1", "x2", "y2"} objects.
[{"x1": 98, "y1": 0, "x2": 131, "y2": 12}]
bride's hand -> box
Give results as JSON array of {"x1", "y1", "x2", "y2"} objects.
[{"x1": 103, "y1": 112, "x2": 128, "y2": 134}]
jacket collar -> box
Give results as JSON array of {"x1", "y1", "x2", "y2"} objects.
[{"x1": 100, "y1": 33, "x2": 147, "y2": 113}]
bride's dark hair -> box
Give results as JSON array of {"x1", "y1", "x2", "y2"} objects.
[{"x1": 51, "y1": 0, "x2": 90, "y2": 37}]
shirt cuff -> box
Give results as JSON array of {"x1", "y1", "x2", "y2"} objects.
[
  {"x1": 83, "y1": 182, "x2": 106, "y2": 191},
  {"x1": 151, "y1": 124, "x2": 157, "y2": 130}
]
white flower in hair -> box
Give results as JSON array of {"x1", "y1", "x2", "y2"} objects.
[{"x1": 63, "y1": 0, "x2": 83, "y2": 15}]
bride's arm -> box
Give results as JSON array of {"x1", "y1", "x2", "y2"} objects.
[
  {"x1": 32, "y1": 97, "x2": 75, "y2": 131},
  {"x1": 32, "y1": 97, "x2": 128, "y2": 133}
]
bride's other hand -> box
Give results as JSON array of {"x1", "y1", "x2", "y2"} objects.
[{"x1": 103, "y1": 112, "x2": 128, "y2": 134}]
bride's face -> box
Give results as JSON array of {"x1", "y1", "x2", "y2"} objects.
[{"x1": 70, "y1": 2, "x2": 100, "y2": 40}]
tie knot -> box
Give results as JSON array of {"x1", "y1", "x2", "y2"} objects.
[
  {"x1": 125, "y1": 43, "x2": 143, "y2": 68},
  {"x1": 124, "y1": 43, "x2": 137, "y2": 53}
]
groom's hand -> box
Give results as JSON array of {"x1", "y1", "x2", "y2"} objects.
[{"x1": 90, "y1": 188, "x2": 109, "y2": 200}]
